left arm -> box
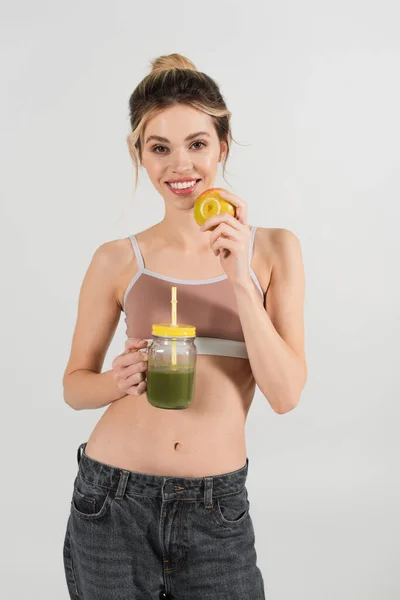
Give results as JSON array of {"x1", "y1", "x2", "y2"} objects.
[{"x1": 234, "y1": 229, "x2": 307, "y2": 413}]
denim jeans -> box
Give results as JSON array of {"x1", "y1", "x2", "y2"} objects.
[{"x1": 63, "y1": 442, "x2": 266, "y2": 599}]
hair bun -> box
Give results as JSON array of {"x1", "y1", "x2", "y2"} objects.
[{"x1": 150, "y1": 53, "x2": 197, "y2": 74}]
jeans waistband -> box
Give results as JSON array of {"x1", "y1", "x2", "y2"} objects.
[{"x1": 76, "y1": 442, "x2": 249, "y2": 502}]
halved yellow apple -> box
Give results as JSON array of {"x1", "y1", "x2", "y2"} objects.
[{"x1": 193, "y1": 188, "x2": 236, "y2": 231}]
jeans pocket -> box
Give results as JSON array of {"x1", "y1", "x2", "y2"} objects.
[
  {"x1": 71, "y1": 474, "x2": 112, "y2": 520},
  {"x1": 213, "y1": 486, "x2": 250, "y2": 527}
]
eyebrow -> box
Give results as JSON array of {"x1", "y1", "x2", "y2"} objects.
[{"x1": 145, "y1": 131, "x2": 211, "y2": 145}]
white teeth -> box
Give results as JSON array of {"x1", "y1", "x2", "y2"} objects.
[{"x1": 169, "y1": 180, "x2": 197, "y2": 189}]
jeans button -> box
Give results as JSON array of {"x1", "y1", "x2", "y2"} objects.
[{"x1": 164, "y1": 482, "x2": 175, "y2": 494}]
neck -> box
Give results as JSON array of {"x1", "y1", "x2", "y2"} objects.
[{"x1": 156, "y1": 207, "x2": 211, "y2": 254}]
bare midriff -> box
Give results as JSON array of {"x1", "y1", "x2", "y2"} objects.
[
  {"x1": 84, "y1": 225, "x2": 273, "y2": 478},
  {"x1": 85, "y1": 355, "x2": 257, "y2": 477}
]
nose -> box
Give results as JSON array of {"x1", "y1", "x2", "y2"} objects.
[{"x1": 170, "y1": 147, "x2": 193, "y2": 173}]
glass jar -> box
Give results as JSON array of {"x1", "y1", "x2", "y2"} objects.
[{"x1": 145, "y1": 323, "x2": 197, "y2": 410}]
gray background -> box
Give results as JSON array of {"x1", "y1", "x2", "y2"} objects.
[{"x1": 1, "y1": 0, "x2": 399, "y2": 598}]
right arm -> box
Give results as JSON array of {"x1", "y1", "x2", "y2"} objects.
[{"x1": 62, "y1": 241, "x2": 128, "y2": 410}]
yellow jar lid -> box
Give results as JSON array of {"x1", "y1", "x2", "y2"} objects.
[{"x1": 152, "y1": 323, "x2": 196, "y2": 337}]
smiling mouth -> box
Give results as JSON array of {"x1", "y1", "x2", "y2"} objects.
[
  {"x1": 166, "y1": 179, "x2": 201, "y2": 189},
  {"x1": 166, "y1": 179, "x2": 202, "y2": 193}
]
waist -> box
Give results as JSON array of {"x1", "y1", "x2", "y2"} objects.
[
  {"x1": 77, "y1": 441, "x2": 249, "y2": 500},
  {"x1": 85, "y1": 395, "x2": 247, "y2": 476}
]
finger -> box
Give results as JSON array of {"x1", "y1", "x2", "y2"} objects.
[
  {"x1": 211, "y1": 237, "x2": 241, "y2": 256},
  {"x1": 125, "y1": 360, "x2": 148, "y2": 377},
  {"x1": 113, "y1": 350, "x2": 148, "y2": 369},
  {"x1": 125, "y1": 371, "x2": 146, "y2": 387},
  {"x1": 209, "y1": 223, "x2": 240, "y2": 247},
  {"x1": 218, "y1": 190, "x2": 248, "y2": 226},
  {"x1": 125, "y1": 338, "x2": 148, "y2": 352},
  {"x1": 218, "y1": 189, "x2": 246, "y2": 209},
  {"x1": 136, "y1": 383, "x2": 147, "y2": 396},
  {"x1": 201, "y1": 213, "x2": 241, "y2": 232},
  {"x1": 126, "y1": 337, "x2": 147, "y2": 346},
  {"x1": 129, "y1": 381, "x2": 147, "y2": 396}
]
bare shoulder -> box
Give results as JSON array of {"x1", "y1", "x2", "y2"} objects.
[
  {"x1": 254, "y1": 226, "x2": 298, "y2": 267},
  {"x1": 96, "y1": 237, "x2": 134, "y2": 262},
  {"x1": 63, "y1": 238, "x2": 135, "y2": 379},
  {"x1": 258, "y1": 226, "x2": 300, "y2": 246},
  {"x1": 251, "y1": 227, "x2": 303, "y2": 295},
  {"x1": 259, "y1": 227, "x2": 303, "y2": 266},
  {"x1": 94, "y1": 237, "x2": 141, "y2": 310},
  {"x1": 90, "y1": 238, "x2": 135, "y2": 281}
]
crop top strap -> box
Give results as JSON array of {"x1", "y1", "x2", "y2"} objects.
[
  {"x1": 128, "y1": 234, "x2": 145, "y2": 271},
  {"x1": 129, "y1": 226, "x2": 257, "y2": 271}
]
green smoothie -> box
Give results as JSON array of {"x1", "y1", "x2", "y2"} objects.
[{"x1": 146, "y1": 366, "x2": 195, "y2": 409}]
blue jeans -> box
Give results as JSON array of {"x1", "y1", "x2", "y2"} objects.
[{"x1": 63, "y1": 442, "x2": 266, "y2": 599}]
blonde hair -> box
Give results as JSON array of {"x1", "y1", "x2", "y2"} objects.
[{"x1": 126, "y1": 53, "x2": 237, "y2": 193}]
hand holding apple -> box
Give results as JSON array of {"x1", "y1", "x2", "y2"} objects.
[
  {"x1": 194, "y1": 188, "x2": 253, "y2": 290},
  {"x1": 193, "y1": 188, "x2": 236, "y2": 231}
]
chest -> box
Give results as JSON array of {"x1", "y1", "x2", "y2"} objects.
[{"x1": 117, "y1": 226, "x2": 273, "y2": 310}]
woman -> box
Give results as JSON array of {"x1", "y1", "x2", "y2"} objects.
[{"x1": 62, "y1": 53, "x2": 307, "y2": 600}]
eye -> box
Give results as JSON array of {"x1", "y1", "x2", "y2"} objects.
[
  {"x1": 152, "y1": 145, "x2": 167, "y2": 154},
  {"x1": 191, "y1": 141, "x2": 206, "y2": 150},
  {"x1": 151, "y1": 141, "x2": 207, "y2": 154}
]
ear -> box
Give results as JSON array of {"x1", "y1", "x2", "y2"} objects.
[{"x1": 219, "y1": 140, "x2": 228, "y2": 162}]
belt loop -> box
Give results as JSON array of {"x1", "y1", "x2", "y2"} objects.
[
  {"x1": 76, "y1": 443, "x2": 85, "y2": 466},
  {"x1": 115, "y1": 470, "x2": 129, "y2": 500},
  {"x1": 203, "y1": 476, "x2": 213, "y2": 509}
]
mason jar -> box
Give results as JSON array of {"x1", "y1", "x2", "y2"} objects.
[{"x1": 144, "y1": 323, "x2": 197, "y2": 409}]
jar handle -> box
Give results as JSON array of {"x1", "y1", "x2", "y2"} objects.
[{"x1": 140, "y1": 339, "x2": 152, "y2": 353}]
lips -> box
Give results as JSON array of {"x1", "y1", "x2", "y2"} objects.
[
  {"x1": 166, "y1": 179, "x2": 201, "y2": 195},
  {"x1": 166, "y1": 178, "x2": 201, "y2": 184}
]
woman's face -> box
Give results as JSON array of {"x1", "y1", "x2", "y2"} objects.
[{"x1": 141, "y1": 104, "x2": 227, "y2": 201}]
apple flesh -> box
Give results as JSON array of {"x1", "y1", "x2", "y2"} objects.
[{"x1": 193, "y1": 188, "x2": 236, "y2": 231}]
